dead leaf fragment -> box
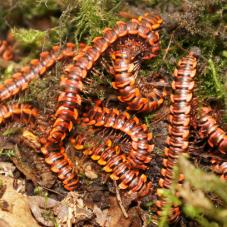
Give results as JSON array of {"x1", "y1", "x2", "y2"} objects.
[
  {"x1": 0, "y1": 175, "x2": 40, "y2": 227},
  {"x1": 28, "y1": 196, "x2": 58, "y2": 227}
]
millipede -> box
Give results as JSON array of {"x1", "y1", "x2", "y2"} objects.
[
  {"x1": 0, "y1": 103, "x2": 38, "y2": 125},
  {"x1": 197, "y1": 106, "x2": 227, "y2": 154},
  {"x1": 0, "y1": 42, "x2": 77, "y2": 102},
  {"x1": 156, "y1": 51, "x2": 198, "y2": 222},
  {"x1": 0, "y1": 10, "x2": 225, "y2": 224},
  {"x1": 111, "y1": 49, "x2": 167, "y2": 112},
  {"x1": 81, "y1": 104, "x2": 154, "y2": 170},
  {"x1": 107, "y1": 14, "x2": 166, "y2": 112},
  {"x1": 71, "y1": 134, "x2": 152, "y2": 197},
  {"x1": 40, "y1": 14, "x2": 165, "y2": 190},
  {"x1": 41, "y1": 145, "x2": 79, "y2": 191}
]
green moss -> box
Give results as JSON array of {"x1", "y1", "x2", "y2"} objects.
[
  {"x1": 10, "y1": 0, "x2": 60, "y2": 20},
  {"x1": 11, "y1": 28, "x2": 48, "y2": 48},
  {"x1": 0, "y1": 148, "x2": 15, "y2": 158},
  {"x1": 2, "y1": 127, "x2": 23, "y2": 136},
  {"x1": 73, "y1": 0, "x2": 120, "y2": 42}
]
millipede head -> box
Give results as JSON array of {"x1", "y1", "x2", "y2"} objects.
[{"x1": 189, "y1": 46, "x2": 201, "y2": 58}]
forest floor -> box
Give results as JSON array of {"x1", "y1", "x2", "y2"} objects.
[{"x1": 0, "y1": 0, "x2": 226, "y2": 226}]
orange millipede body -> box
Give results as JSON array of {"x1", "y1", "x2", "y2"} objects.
[
  {"x1": 40, "y1": 14, "x2": 163, "y2": 190},
  {"x1": 0, "y1": 103, "x2": 38, "y2": 125},
  {"x1": 156, "y1": 52, "x2": 198, "y2": 222},
  {"x1": 0, "y1": 43, "x2": 77, "y2": 102},
  {"x1": 211, "y1": 158, "x2": 227, "y2": 181},
  {"x1": 111, "y1": 49, "x2": 167, "y2": 112},
  {"x1": 197, "y1": 107, "x2": 227, "y2": 154},
  {"x1": 0, "y1": 39, "x2": 13, "y2": 61},
  {"x1": 71, "y1": 135, "x2": 152, "y2": 197},
  {"x1": 42, "y1": 146, "x2": 79, "y2": 191},
  {"x1": 81, "y1": 105, "x2": 154, "y2": 170}
]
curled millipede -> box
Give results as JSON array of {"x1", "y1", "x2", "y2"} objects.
[
  {"x1": 108, "y1": 14, "x2": 165, "y2": 112},
  {"x1": 0, "y1": 43, "x2": 77, "y2": 102},
  {"x1": 81, "y1": 105, "x2": 154, "y2": 170},
  {"x1": 111, "y1": 49, "x2": 167, "y2": 112},
  {"x1": 45, "y1": 13, "x2": 162, "y2": 145},
  {"x1": 156, "y1": 51, "x2": 198, "y2": 222},
  {"x1": 197, "y1": 106, "x2": 227, "y2": 154},
  {"x1": 0, "y1": 103, "x2": 38, "y2": 125},
  {"x1": 41, "y1": 14, "x2": 163, "y2": 189},
  {"x1": 71, "y1": 135, "x2": 152, "y2": 197}
]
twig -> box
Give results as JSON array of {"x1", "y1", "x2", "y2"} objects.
[
  {"x1": 114, "y1": 181, "x2": 128, "y2": 218},
  {"x1": 163, "y1": 33, "x2": 174, "y2": 60},
  {"x1": 39, "y1": 185, "x2": 65, "y2": 196}
]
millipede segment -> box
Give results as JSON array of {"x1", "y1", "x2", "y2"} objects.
[
  {"x1": 111, "y1": 49, "x2": 167, "y2": 112},
  {"x1": 71, "y1": 134, "x2": 152, "y2": 197},
  {"x1": 41, "y1": 146, "x2": 79, "y2": 191},
  {"x1": 0, "y1": 39, "x2": 13, "y2": 61},
  {"x1": 0, "y1": 103, "x2": 38, "y2": 125},
  {"x1": 197, "y1": 106, "x2": 227, "y2": 154},
  {"x1": 211, "y1": 159, "x2": 227, "y2": 181},
  {"x1": 81, "y1": 105, "x2": 154, "y2": 170},
  {"x1": 156, "y1": 52, "x2": 198, "y2": 222},
  {"x1": 0, "y1": 43, "x2": 77, "y2": 102}
]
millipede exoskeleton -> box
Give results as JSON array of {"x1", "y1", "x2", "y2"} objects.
[
  {"x1": 197, "y1": 106, "x2": 227, "y2": 154},
  {"x1": 0, "y1": 103, "x2": 38, "y2": 125},
  {"x1": 44, "y1": 14, "x2": 163, "y2": 145},
  {"x1": 111, "y1": 49, "x2": 168, "y2": 112},
  {"x1": 0, "y1": 43, "x2": 77, "y2": 102},
  {"x1": 71, "y1": 134, "x2": 152, "y2": 197},
  {"x1": 40, "y1": 145, "x2": 78, "y2": 191},
  {"x1": 156, "y1": 51, "x2": 198, "y2": 222},
  {"x1": 210, "y1": 157, "x2": 227, "y2": 181},
  {"x1": 41, "y1": 14, "x2": 164, "y2": 190},
  {"x1": 81, "y1": 104, "x2": 154, "y2": 170}
]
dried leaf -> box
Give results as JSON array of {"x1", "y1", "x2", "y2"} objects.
[
  {"x1": 0, "y1": 175, "x2": 40, "y2": 227},
  {"x1": 28, "y1": 196, "x2": 58, "y2": 227}
]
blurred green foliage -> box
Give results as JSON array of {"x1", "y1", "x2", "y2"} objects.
[
  {"x1": 11, "y1": 28, "x2": 47, "y2": 48},
  {"x1": 158, "y1": 155, "x2": 227, "y2": 227}
]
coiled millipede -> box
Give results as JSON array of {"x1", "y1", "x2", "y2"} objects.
[
  {"x1": 108, "y1": 15, "x2": 166, "y2": 112},
  {"x1": 71, "y1": 133, "x2": 152, "y2": 197},
  {"x1": 81, "y1": 104, "x2": 154, "y2": 170},
  {"x1": 111, "y1": 48, "x2": 168, "y2": 112},
  {"x1": 156, "y1": 51, "x2": 198, "y2": 222},
  {"x1": 40, "y1": 14, "x2": 164, "y2": 190}
]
